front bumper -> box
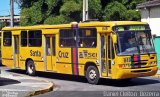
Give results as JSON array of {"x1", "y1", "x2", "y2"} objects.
[{"x1": 112, "y1": 66, "x2": 158, "y2": 79}]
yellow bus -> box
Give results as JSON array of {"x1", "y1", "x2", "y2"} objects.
[{"x1": 1, "y1": 21, "x2": 158, "y2": 84}]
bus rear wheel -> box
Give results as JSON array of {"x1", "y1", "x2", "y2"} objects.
[
  {"x1": 86, "y1": 66, "x2": 99, "y2": 84},
  {"x1": 26, "y1": 60, "x2": 36, "y2": 76}
]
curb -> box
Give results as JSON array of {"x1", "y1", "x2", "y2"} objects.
[
  {"x1": 16, "y1": 74, "x2": 55, "y2": 97},
  {"x1": 0, "y1": 70, "x2": 54, "y2": 97},
  {"x1": 27, "y1": 78, "x2": 54, "y2": 97}
]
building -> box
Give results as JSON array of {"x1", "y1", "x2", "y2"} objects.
[
  {"x1": 137, "y1": 0, "x2": 160, "y2": 73},
  {"x1": 0, "y1": 15, "x2": 20, "y2": 28},
  {"x1": 0, "y1": 15, "x2": 20, "y2": 47},
  {"x1": 137, "y1": 0, "x2": 160, "y2": 36}
]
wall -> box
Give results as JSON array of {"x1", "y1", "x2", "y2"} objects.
[
  {"x1": 140, "y1": 6, "x2": 160, "y2": 36},
  {"x1": 140, "y1": 6, "x2": 160, "y2": 73}
]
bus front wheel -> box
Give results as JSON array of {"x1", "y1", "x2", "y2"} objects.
[
  {"x1": 86, "y1": 66, "x2": 99, "y2": 84},
  {"x1": 26, "y1": 60, "x2": 36, "y2": 76}
]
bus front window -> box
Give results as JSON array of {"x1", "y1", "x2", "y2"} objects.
[{"x1": 116, "y1": 31, "x2": 155, "y2": 55}]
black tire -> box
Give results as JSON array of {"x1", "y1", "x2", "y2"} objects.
[
  {"x1": 86, "y1": 66, "x2": 100, "y2": 84},
  {"x1": 26, "y1": 60, "x2": 36, "y2": 76}
]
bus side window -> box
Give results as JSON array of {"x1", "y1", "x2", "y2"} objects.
[
  {"x1": 78, "y1": 28, "x2": 97, "y2": 48},
  {"x1": 3, "y1": 31, "x2": 12, "y2": 46},
  {"x1": 21, "y1": 31, "x2": 27, "y2": 46},
  {"x1": 59, "y1": 29, "x2": 75, "y2": 47},
  {"x1": 28, "y1": 30, "x2": 42, "y2": 47}
]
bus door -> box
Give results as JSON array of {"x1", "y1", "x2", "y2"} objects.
[
  {"x1": 13, "y1": 35, "x2": 20, "y2": 68},
  {"x1": 101, "y1": 34, "x2": 114, "y2": 77},
  {"x1": 100, "y1": 35, "x2": 107, "y2": 77},
  {"x1": 106, "y1": 34, "x2": 115, "y2": 77},
  {"x1": 45, "y1": 35, "x2": 56, "y2": 71}
]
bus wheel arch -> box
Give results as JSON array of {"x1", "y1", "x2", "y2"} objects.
[
  {"x1": 25, "y1": 58, "x2": 36, "y2": 76},
  {"x1": 84, "y1": 62, "x2": 100, "y2": 84}
]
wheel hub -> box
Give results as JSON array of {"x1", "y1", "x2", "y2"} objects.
[
  {"x1": 89, "y1": 69, "x2": 96, "y2": 80},
  {"x1": 28, "y1": 65, "x2": 33, "y2": 74}
]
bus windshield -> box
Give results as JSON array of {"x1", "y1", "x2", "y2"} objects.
[{"x1": 116, "y1": 30, "x2": 155, "y2": 55}]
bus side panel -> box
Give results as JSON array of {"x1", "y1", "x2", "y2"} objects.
[
  {"x1": 34, "y1": 61, "x2": 45, "y2": 71},
  {"x1": 19, "y1": 60, "x2": 25, "y2": 70},
  {"x1": 19, "y1": 31, "x2": 45, "y2": 71},
  {"x1": 2, "y1": 35, "x2": 14, "y2": 68},
  {"x1": 56, "y1": 48, "x2": 73, "y2": 74},
  {"x1": 78, "y1": 48, "x2": 99, "y2": 76},
  {"x1": 19, "y1": 47, "x2": 44, "y2": 71}
]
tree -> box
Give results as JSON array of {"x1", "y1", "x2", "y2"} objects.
[
  {"x1": 103, "y1": 0, "x2": 147, "y2": 21},
  {"x1": 88, "y1": 0, "x2": 102, "y2": 20},
  {"x1": 60, "y1": 0, "x2": 81, "y2": 22},
  {"x1": 104, "y1": 1, "x2": 127, "y2": 21},
  {"x1": 0, "y1": 22, "x2": 6, "y2": 29},
  {"x1": 17, "y1": 0, "x2": 147, "y2": 25}
]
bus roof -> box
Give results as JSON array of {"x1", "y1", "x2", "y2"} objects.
[{"x1": 2, "y1": 21, "x2": 148, "y2": 31}]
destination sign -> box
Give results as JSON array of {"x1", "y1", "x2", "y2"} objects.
[{"x1": 113, "y1": 25, "x2": 150, "y2": 31}]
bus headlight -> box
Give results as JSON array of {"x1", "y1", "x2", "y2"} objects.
[
  {"x1": 124, "y1": 58, "x2": 131, "y2": 62},
  {"x1": 119, "y1": 64, "x2": 131, "y2": 68},
  {"x1": 151, "y1": 61, "x2": 157, "y2": 65}
]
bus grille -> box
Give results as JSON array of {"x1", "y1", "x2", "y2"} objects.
[
  {"x1": 131, "y1": 69, "x2": 151, "y2": 73},
  {"x1": 134, "y1": 63, "x2": 147, "y2": 67},
  {"x1": 134, "y1": 63, "x2": 147, "y2": 66}
]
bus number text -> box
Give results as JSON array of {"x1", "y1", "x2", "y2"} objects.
[{"x1": 79, "y1": 50, "x2": 97, "y2": 59}]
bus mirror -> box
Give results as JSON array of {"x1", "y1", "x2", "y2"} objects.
[{"x1": 112, "y1": 34, "x2": 117, "y2": 44}]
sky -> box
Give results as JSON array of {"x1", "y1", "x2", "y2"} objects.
[{"x1": 0, "y1": 0, "x2": 20, "y2": 16}]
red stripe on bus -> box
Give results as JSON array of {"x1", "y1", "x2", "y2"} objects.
[
  {"x1": 134, "y1": 55, "x2": 138, "y2": 68},
  {"x1": 72, "y1": 24, "x2": 77, "y2": 29},
  {"x1": 73, "y1": 48, "x2": 77, "y2": 75},
  {"x1": 134, "y1": 55, "x2": 138, "y2": 61},
  {"x1": 134, "y1": 65, "x2": 139, "y2": 68}
]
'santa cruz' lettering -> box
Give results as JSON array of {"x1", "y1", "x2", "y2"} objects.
[
  {"x1": 58, "y1": 51, "x2": 69, "y2": 58},
  {"x1": 30, "y1": 50, "x2": 41, "y2": 57}
]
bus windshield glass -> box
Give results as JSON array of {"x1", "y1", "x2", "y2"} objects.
[{"x1": 113, "y1": 25, "x2": 155, "y2": 56}]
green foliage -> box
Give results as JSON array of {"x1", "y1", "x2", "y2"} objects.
[
  {"x1": 44, "y1": 15, "x2": 67, "y2": 24},
  {"x1": 20, "y1": 0, "x2": 44, "y2": 25},
  {"x1": 88, "y1": 0, "x2": 102, "y2": 19},
  {"x1": 18, "y1": 0, "x2": 147, "y2": 25},
  {"x1": 0, "y1": 22, "x2": 6, "y2": 29},
  {"x1": 103, "y1": 0, "x2": 146, "y2": 21},
  {"x1": 104, "y1": 1, "x2": 127, "y2": 21},
  {"x1": 60, "y1": 0, "x2": 81, "y2": 22},
  {"x1": 125, "y1": 10, "x2": 141, "y2": 21}
]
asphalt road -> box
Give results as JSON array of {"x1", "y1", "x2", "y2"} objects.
[
  {"x1": 35, "y1": 73, "x2": 160, "y2": 97},
  {"x1": 1, "y1": 66, "x2": 160, "y2": 97}
]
